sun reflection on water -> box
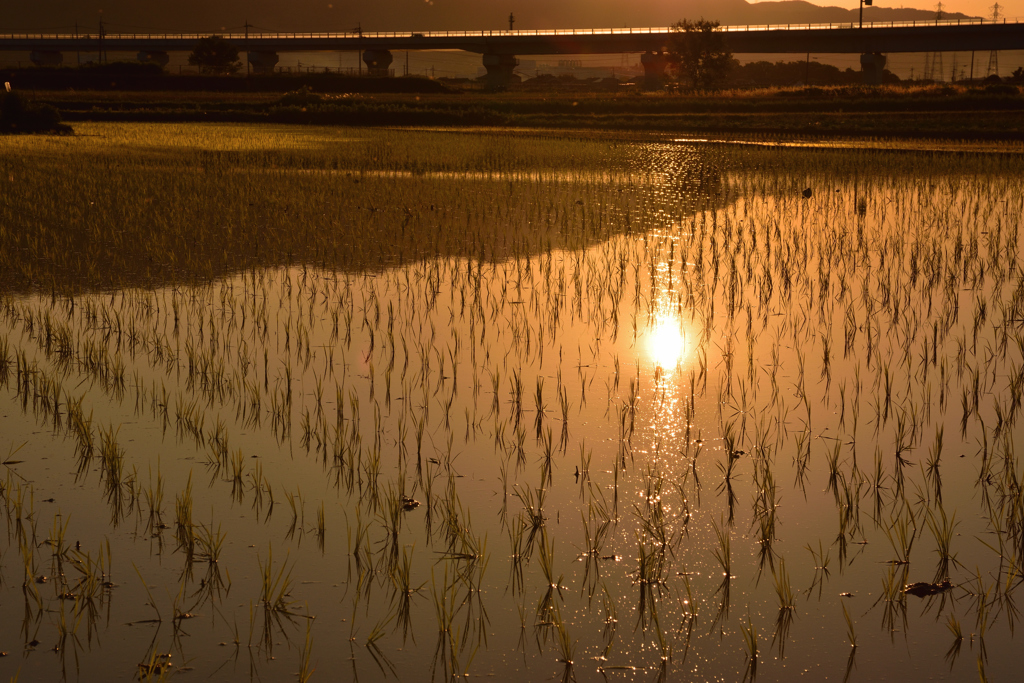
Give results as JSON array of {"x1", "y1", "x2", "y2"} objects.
[{"x1": 646, "y1": 314, "x2": 687, "y2": 371}]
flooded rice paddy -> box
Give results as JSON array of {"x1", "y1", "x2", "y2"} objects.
[{"x1": 1, "y1": 124, "x2": 1023, "y2": 681}]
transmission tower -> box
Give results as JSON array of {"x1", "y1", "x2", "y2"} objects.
[
  {"x1": 928, "y1": 2, "x2": 944, "y2": 80},
  {"x1": 987, "y1": 3, "x2": 1002, "y2": 77}
]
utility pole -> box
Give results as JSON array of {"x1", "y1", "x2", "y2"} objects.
[
  {"x1": 98, "y1": 19, "x2": 105, "y2": 64},
  {"x1": 244, "y1": 20, "x2": 251, "y2": 76},
  {"x1": 509, "y1": 13, "x2": 515, "y2": 31}
]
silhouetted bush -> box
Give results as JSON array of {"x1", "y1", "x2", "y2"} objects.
[
  {"x1": 984, "y1": 83, "x2": 1019, "y2": 96},
  {"x1": 78, "y1": 61, "x2": 166, "y2": 76},
  {"x1": 0, "y1": 91, "x2": 72, "y2": 134},
  {"x1": 277, "y1": 86, "x2": 325, "y2": 106},
  {"x1": 267, "y1": 103, "x2": 508, "y2": 126}
]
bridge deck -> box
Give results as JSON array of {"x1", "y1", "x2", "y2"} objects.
[{"x1": 2, "y1": 20, "x2": 1022, "y2": 56}]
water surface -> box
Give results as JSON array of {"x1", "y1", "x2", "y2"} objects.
[{"x1": 0, "y1": 124, "x2": 1022, "y2": 681}]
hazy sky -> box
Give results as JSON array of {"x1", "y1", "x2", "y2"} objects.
[{"x1": 3, "y1": 0, "x2": 1019, "y2": 33}]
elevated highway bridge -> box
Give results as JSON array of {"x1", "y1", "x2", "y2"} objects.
[{"x1": 3, "y1": 19, "x2": 1023, "y2": 84}]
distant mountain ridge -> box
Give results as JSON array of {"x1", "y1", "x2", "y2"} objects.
[{"x1": 720, "y1": 0, "x2": 978, "y2": 25}]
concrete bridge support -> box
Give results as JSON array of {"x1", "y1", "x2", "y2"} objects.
[
  {"x1": 640, "y1": 51, "x2": 670, "y2": 87},
  {"x1": 29, "y1": 51, "x2": 63, "y2": 67},
  {"x1": 248, "y1": 51, "x2": 280, "y2": 75},
  {"x1": 860, "y1": 52, "x2": 887, "y2": 84},
  {"x1": 362, "y1": 49, "x2": 394, "y2": 75},
  {"x1": 137, "y1": 51, "x2": 170, "y2": 68},
  {"x1": 482, "y1": 53, "x2": 519, "y2": 88}
]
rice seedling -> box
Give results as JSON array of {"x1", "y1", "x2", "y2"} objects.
[
  {"x1": 258, "y1": 545, "x2": 296, "y2": 616},
  {"x1": 842, "y1": 601, "x2": 857, "y2": 648},
  {"x1": 194, "y1": 520, "x2": 225, "y2": 565},
  {"x1": 133, "y1": 564, "x2": 162, "y2": 624},
  {"x1": 712, "y1": 519, "x2": 733, "y2": 580},
  {"x1": 740, "y1": 613, "x2": 758, "y2": 682},
  {"x1": 882, "y1": 507, "x2": 917, "y2": 566},
  {"x1": 552, "y1": 601, "x2": 576, "y2": 669},
  {"x1": 773, "y1": 558, "x2": 795, "y2": 610},
  {"x1": 806, "y1": 539, "x2": 831, "y2": 598},
  {"x1": 926, "y1": 506, "x2": 961, "y2": 581},
  {"x1": 143, "y1": 462, "x2": 165, "y2": 535},
  {"x1": 945, "y1": 612, "x2": 965, "y2": 669},
  {"x1": 174, "y1": 473, "x2": 195, "y2": 566},
  {"x1": 365, "y1": 613, "x2": 398, "y2": 678},
  {"x1": 316, "y1": 501, "x2": 326, "y2": 551},
  {"x1": 298, "y1": 618, "x2": 316, "y2": 683}
]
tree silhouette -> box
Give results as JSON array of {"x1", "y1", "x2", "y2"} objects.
[
  {"x1": 188, "y1": 36, "x2": 241, "y2": 75},
  {"x1": 669, "y1": 19, "x2": 733, "y2": 90}
]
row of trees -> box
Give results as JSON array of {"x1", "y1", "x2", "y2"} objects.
[
  {"x1": 186, "y1": 26, "x2": 733, "y2": 84},
  {"x1": 195, "y1": 23, "x2": 919, "y2": 90},
  {"x1": 729, "y1": 59, "x2": 897, "y2": 87},
  {"x1": 181, "y1": 24, "x2": 730, "y2": 82}
]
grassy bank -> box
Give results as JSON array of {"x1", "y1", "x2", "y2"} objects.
[{"x1": 23, "y1": 82, "x2": 1024, "y2": 140}]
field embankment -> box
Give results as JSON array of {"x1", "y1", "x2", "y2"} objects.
[{"x1": 17, "y1": 82, "x2": 1024, "y2": 140}]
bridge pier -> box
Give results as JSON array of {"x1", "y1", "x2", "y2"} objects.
[
  {"x1": 247, "y1": 51, "x2": 280, "y2": 75},
  {"x1": 362, "y1": 49, "x2": 394, "y2": 76},
  {"x1": 640, "y1": 51, "x2": 669, "y2": 87},
  {"x1": 29, "y1": 51, "x2": 63, "y2": 67},
  {"x1": 137, "y1": 51, "x2": 170, "y2": 68},
  {"x1": 860, "y1": 52, "x2": 887, "y2": 84},
  {"x1": 482, "y1": 53, "x2": 519, "y2": 88}
]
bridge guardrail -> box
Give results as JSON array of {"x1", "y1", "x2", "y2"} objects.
[{"x1": 0, "y1": 17, "x2": 1021, "y2": 42}]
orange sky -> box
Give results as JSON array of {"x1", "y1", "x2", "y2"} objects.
[
  {"x1": 749, "y1": 0, "x2": 1020, "y2": 20},
  {"x1": 2, "y1": 0, "x2": 1019, "y2": 33}
]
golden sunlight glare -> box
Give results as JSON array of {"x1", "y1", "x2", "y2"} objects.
[{"x1": 647, "y1": 315, "x2": 686, "y2": 370}]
